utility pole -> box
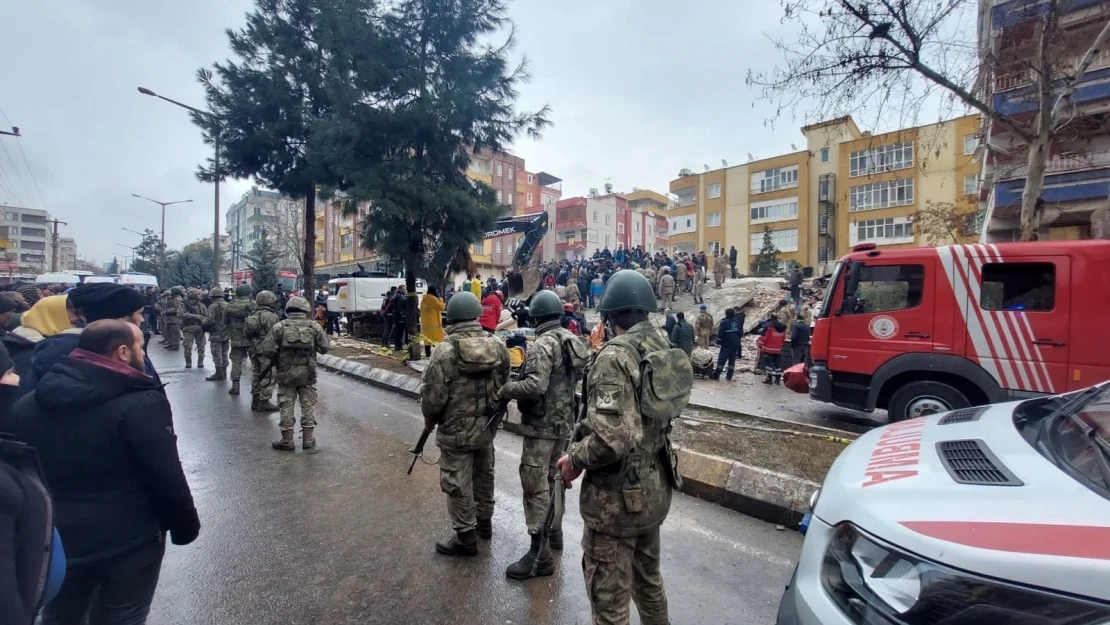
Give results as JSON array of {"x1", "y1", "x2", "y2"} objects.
[{"x1": 47, "y1": 218, "x2": 67, "y2": 272}]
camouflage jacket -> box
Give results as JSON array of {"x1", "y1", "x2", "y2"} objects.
[
  {"x1": 225, "y1": 296, "x2": 257, "y2": 347},
  {"x1": 421, "y1": 320, "x2": 510, "y2": 451},
  {"x1": 182, "y1": 299, "x2": 208, "y2": 330},
  {"x1": 659, "y1": 274, "x2": 675, "y2": 293},
  {"x1": 244, "y1": 306, "x2": 280, "y2": 354},
  {"x1": 695, "y1": 312, "x2": 714, "y2": 335},
  {"x1": 500, "y1": 320, "x2": 581, "y2": 440},
  {"x1": 204, "y1": 299, "x2": 230, "y2": 341},
  {"x1": 163, "y1": 295, "x2": 184, "y2": 322},
  {"x1": 567, "y1": 321, "x2": 687, "y2": 536},
  {"x1": 261, "y1": 312, "x2": 329, "y2": 386}
]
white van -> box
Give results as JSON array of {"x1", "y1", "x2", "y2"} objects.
[
  {"x1": 118, "y1": 273, "x2": 159, "y2": 290},
  {"x1": 35, "y1": 272, "x2": 82, "y2": 286}
]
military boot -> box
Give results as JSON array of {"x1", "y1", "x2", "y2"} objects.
[
  {"x1": 250, "y1": 395, "x2": 260, "y2": 411},
  {"x1": 184, "y1": 358, "x2": 192, "y2": 369},
  {"x1": 505, "y1": 531, "x2": 554, "y2": 580},
  {"x1": 256, "y1": 397, "x2": 280, "y2": 413},
  {"x1": 229, "y1": 379, "x2": 240, "y2": 395},
  {"x1": 435, "y1": 530, "x2": 478, "y2": 557},
  {"x1": 205, "y1": 368, "x2": 225, "y2": 382},
  {"x1": 476, "y1": 518, "x2": 493, "y2": 540},
  {"x1": 302, "y1": 427, "x2": 316, "y2": 450},
  {"x1": 272, "y1": 430, "x2": 295, "y2": 451},
  {"x1": 549, "y1": 528, "x2": 564, "y2": 551},
  {"x1": 198, "y1": 358, "x2": 205, "y2": 368}
]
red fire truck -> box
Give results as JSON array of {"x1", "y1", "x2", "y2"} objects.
[{"x1": 808, "y1": 241, "x2": 1110, "y2": 422}]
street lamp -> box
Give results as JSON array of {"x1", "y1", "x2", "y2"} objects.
[
  {"x1": 122, "y1": 227, "x2": 148, "y2": 238},
  {"x1": 131, "y1": 194, "x2": 191, "y2": 285},
  {"x1": 116, "y1": 243, "x2": 138, "y2": 272},
  {"x1": 137, "y1": 86, "x2": 222, "y2": 286}
]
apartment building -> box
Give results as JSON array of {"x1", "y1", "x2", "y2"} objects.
[
  {"x1": 978, "y1": 0, "x2": 1110, "y2": 241},
  {"x1": 669, "y1": 114, "x2": 979, "y2": 275},
  {"x1": 625, "y1": 190, "x2": 670, "y2": 254},
  {"x1": 0, "y1": 206, "x2": 51, "y2": 273},
  {"x1": 225, "y1": 187, "x2": 303, "y2": 272},
  {"x1": 183, "y1": 235, "x2": 231, "y2": 271},
  {"x1": 56, "y1": 237, "x2": 77, "y2": 272},
  {"x1": 515, "y1": 170, "x2": 562, "y2": 262},
  {"x1": 466, "y1": 148, "x2": 526, "y2": 272}
]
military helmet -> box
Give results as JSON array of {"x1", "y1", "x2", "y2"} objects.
[
  {"x1": 162, "y1": 290, "x2": 171, "y2": 296},
  {"x1": 209, "y1": 287, "x2": 223, "y2": 298},
  {"x1": 255, "y1": 290, "x2": 277, "y2": 307},
  {"x1": 445, "y1": 291, "x2": 482, "y2": 323},
  {"x1": 235, "y1": 283, "x2": 253, "y2": 297},
  {"x1": 597, "y1": 270, "x2": 657, "y2": 314},
  {"x1": 529, "y1": 290, "x2": 563, "y2": 318},
  {"x1": 171, "y1": 286, "x2": 184, "y2": 296},
  {"x1": 285, "y1": 296, "x2": 311, "y2": 313},
  {"x1": 186, "y1": 288, "x2": 199, "y2": 299}
]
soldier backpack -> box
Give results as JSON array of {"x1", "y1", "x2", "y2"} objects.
[
  {"x1": 605, "y1": 338, "x2": 693, "y2": 424},
  {"x1": 280, "y1": 322, "x2": 317, "y2": 353}
]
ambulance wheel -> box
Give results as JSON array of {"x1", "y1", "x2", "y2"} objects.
[{"x1": 888, "y1": 381, "x2": 970, "y2": 422}]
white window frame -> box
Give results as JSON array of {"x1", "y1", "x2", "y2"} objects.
[
  {"x1": 527, "y1": 193, "x2": 533, "y2": 205},
  {"x1": 496, "y1": 162, "x2": 503, "y2": 177},
  {"x1": 749, "y1": 228, "x2": 799, "y2": 253},
  {"x1": 963, "y1": 174, "x2": 978, "y2": 195},
  {"x1": 708, "y1": 241, "x2": 721, "y2": 255},
  {"x1": 850, "y1": 216, "x2": 915, "y2": 246},
  {"x1": 820, "y1": 147, "x2": 829, "y2": 163},
  {"x1": 849, "y1": 178, "x2": 915, "y2": 212},
  {"x1": 707, "y1": 183, "x2": 722, "y2": 199},
  {"x1": 750, "y1": 197, "x2": 800, "y2": 224},
  {"x1": 494, "y1": 241, "x2": 502, "y2": 254},
  {"x1": 604, "y1": 234, "x2": 611, "y2": 247},
  {"x1": 587, "y1": 229, "x2": 598, "y2": 243},
  {"x1": 617, "y1": 223, "x2": 625, "y2": 234},
  {"x1": 527, "y1": 173, "x2": 534, "y2": 184},
  {"x1": 604, "y1": 214, "x2": 611, "y2": 226},
  {"x1": 496, "y1": 190, "x2": 502, "y2": 204},
  {"x1": 963, "y1": 134, "x2": 977, "y2": 155},
  {"x1": 634, "y1": 221, "x2": 640, "y2": 232},
  {"x1": 750, "y1": 165, "x2": 800, "y2": 193},
  {"x1": 707, "y1": 212, "x2": 722, "y2": 227},
  {"x1": 593, "y1": 210, "x2": 599, "y2": 222},
  {"x1": 848, "y1": 141, "x2": 914, "y2": 177},
  {"x1": 507, "y1": 167, "x2": 514, "y2": 180}
]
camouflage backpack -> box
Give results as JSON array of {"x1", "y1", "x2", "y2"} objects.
[
  {"x1": 446, "y1": 333, "x2": 507, "y2": 420},
  {"x1": 244, "y1": 311, "x2": 269, "y2": 344},
  {"x1": 604, "y1": 335, "x2": 693, "y2": 428},
  {"x1": 279, "y1": 320, "x2": 318, "y2": 355}
]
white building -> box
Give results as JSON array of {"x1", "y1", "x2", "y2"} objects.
[
  {"x1": 225, "y1": 187, "x2": 302, "y2": 272},
  {"x1": 0, "y1": 205, "x2": 52, "y2": 273}
]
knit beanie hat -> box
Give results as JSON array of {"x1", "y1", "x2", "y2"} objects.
[{"x1": 69, "y1": 283, "x2": 147, "y2": 322}]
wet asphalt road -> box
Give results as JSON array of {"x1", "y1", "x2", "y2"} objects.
[{"x1": 145, "y1": 346, "x2": 802, "y2": 625}]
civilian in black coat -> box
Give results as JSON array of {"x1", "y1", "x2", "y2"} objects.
[{"x1": 6, "y1": 320, "x2": 199, "y2": 625}]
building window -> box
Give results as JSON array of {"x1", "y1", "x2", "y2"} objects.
[
  {"x1": 749, "y1": 228, "x2": 799, "y2": 253},
  {"x1": 4, "y1": 212, "x2": 17, "y2": 221},
  {"x1": 849, "y1": 178, "x2": 914, "y2": 212},
  {"x1": 750, "y1": 198, "x2": 799, "y2": 223},
  {"x1": 496, "y1": 162, "x2": 503, "y2": 177},
  {"x1": 707, "y1": 183, "x2": 722, "y2": 199},
  {"x1": 963, "y1": 134, "x2": 977, "y2": 155},
  {"x1": 340, "y1": 233, "x2": 353, "y2": 250},
  {"x1": 820, "y1": 147, "x2": 829, "y2": 163},
  {"x1": 849, "y1": 141, "x2": 914, "y2": 177},
  {"x1": 527, "y1": 193, "x2": 533, "y2": 205},
  {"x1": 708, "y1": 212, "x2": 722, "y2": 227},
  {"x1": 845, "y1": 264, "x2": 925, "y2": 314},
  {"x1": 593, "y1": 210, "x2": 599, "y2": 222},
  {"x1": 980, "y1": 262, "x2": 1055, "y2": 311},
  {"x1": 494, "y1": 241, "x2": 502, "y2": 254},
  {"x1": 587, "y1": 229, "x2": 598, "y2": 243},
  {"x1": 6, "y1": 227, "x2": 15, "y2": 235},
  {"x1": 963, "y1": 174, "x2": 978, "y2": 195},
  {"x1": 750, "y1": 165, "x2": 799, "y2": 193},
  {"x1": 507, "y1": 167, "x2": 514, "y2": 180},
  {"x1": 604, "y1": 214, "x2": 611, "y2": 226},
  {"x1": 527, "y1": 173, "x2": 534, "y2": 184},
  {"x1": 604, "y1": 234, "x2": 611, "y2": 247},
  {"x1": 852, "y1": 216, "x2": 914, "y2": 245},
  {"x1": 496, "y1": 190, "x2": 503, "y2": 204},
  {"x1": 708, "y1": 241, "x2": 721, "y2": 255},
  {"x1": 471, "y1": 242, "x2": 485, "y2": 255},
  {"x1": 618, "y1": 223, "x2": 625, "y2": 234},
  {"x1": 634, "y1": 221, "x2": 640, "y2": 232}
]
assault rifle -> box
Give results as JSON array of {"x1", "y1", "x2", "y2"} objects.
[{"x1": 407, "y1": 427, "x2": 432, "y2": 475}]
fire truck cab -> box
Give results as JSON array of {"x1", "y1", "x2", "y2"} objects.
[{"x1": 809, "y1": 241, "x2": 1110, "y2": 422}]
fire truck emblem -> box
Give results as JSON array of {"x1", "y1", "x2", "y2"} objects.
[{"x1": 869, "y1": 315, "x2": 898, "y2": 340}]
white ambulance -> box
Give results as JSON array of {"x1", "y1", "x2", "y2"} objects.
[{"x1": 777, "y1": 382, "x2": 1110, "y2": 624}]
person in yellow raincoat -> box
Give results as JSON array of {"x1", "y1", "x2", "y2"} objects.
[{"x1": 419, "y1": 286, "x2": 446, "y2": 357}]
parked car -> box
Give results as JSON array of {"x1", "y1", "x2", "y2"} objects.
[{"x1": 777, "y1": 381, "x2": 1110, "y2": 624}]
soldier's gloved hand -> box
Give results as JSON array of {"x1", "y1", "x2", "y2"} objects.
[{"x1": 556, "y1": 455, "x2": 581, "y2": 489}]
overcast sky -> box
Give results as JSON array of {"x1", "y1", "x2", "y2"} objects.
[{"x1": 1, "y1": 0, "x2": 863, "y2": 266}]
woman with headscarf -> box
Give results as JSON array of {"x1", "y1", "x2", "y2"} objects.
[{"x1": 7, "y1": 296, "x2": 74, "y2": 379}]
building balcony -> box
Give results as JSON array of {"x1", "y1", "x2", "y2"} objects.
[
  {"x1": 675, "y1": 196, "x2": 697, "y2": 207},
  {"x1": 997, "y1": 148, "x2": 1110, "y2": 181},
  {"x1": 992, "y1": 67, "x2": 1110, "y2": 116},
  {"x1": 992, "y1": 163, "x2": 1110, "y2": 211}
]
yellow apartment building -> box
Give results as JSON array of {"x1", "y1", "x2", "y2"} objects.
[{"x1": 668, "y1": 113, "x2": 980, "y2": 275}]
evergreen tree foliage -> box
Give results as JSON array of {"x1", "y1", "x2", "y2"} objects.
[
  {"x1": 248, "y1": 229, "x2": 282, "y2": 293},
  {"x1": 107, "y1": 258, "x2": 119, "y2": 275},
  {"x1": 131, "y1": 230, "x2": 164, "y2": 276},
  {"x1": 165, "y1": 247, "x2": 217, "y2": 287},
  {"x1": 753, "y1": 226, "x2": 781, "y2": 277}
]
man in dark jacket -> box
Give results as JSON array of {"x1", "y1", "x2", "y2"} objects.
[
  {"x1": 7, "y1": 320, "x2": 199, "y2": 625},
  {"x1": 712, "y1": 308, "x2": 742, "y2": 381},
  {"x1": 669, "y1": 311, "x2": 695, "y2": 356},
  {"x1": 728, "y1": 245, "x2": 738, "y2": 279},
  {"x1": 788, "y1": 317, "x2": 811, "y2": 369},
  {"x1": 19, "y1": 283, "x2": 159, "y2": 397}
]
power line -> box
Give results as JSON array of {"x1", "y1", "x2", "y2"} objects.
[{"x1": 0, "y1": 107, "x2": 47, "y2": 211}]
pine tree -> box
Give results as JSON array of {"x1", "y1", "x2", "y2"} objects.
[
  {"x1": 249, "y1": 229, "x2": 282, "y2": 293},
  {"x1": 130, "y1": 230, "x2": 164, "y2": 276},
  {"x1": 754, "y1": 226, "x2": 780, "y2": 277},
  {"x1": 107, "y1": 258, "x2": 119, "y2": 275}
]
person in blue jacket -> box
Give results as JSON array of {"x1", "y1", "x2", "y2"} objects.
[{"x1": 711, "y1": 308, "x2": 742, "y2": 381}]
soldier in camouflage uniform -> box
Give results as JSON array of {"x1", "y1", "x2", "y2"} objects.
[
  {"x1": 157, "y1": 290, "x2": 170, "y2": 346},
  {"x1": 204, "y1": 286, "x2": 231, "y2": 381},
  {"x1": 658, "y1": 268, "x2": 675, "y2": 306},
  {"x1": 181, "y1": 288, "x2": 208, "y2": 369},
  {"x1": 244, "y1": 290, "x2": 281, "y2": 413},
  {"x1": 557, "y1": 270, "x2": 693, "y2": 625},
  {"x1": 500, "y1": 290, "x2": 589, "y2": 580},
  {"x1": 263, "y1": 296, "x2": 329, "y2": 451},
  {"x1": 695, "y1": 304, "x2": 714, "y2": 349},
  {"x1": 421, "y1": 291, "x2": 510, "y2": 556},
  {"x1": 225, "y1": 283, "x2": 257, "y2": 395},
  {"x1": 162, "y1": 286, "x2": 185, "y2": 350}
]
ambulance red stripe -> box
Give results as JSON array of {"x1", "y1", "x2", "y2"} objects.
[{"x1": 901, "y1": 520, "x2": 1110, "y2": 560}]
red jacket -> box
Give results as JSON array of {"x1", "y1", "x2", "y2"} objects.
[
  {"x1": 480, "y1": 294, "x2": 503, "y2": 330},
  {"x1": 758, "y1": 324, "x2": 786, "y2": 354}
]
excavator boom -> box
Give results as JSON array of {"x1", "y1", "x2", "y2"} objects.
[{"x1": 484, "y1": 212, "x2": 549, "y2": 300}]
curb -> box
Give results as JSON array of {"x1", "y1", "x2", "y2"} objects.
[{"x1": 318, "y1": 354, "x2": 818, "y2": 526}]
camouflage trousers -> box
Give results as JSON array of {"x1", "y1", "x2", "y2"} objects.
[
  {"x1": 714, "y1": 271, "x2": 725, "y2": 288},
  {"x1": 520, "y1": 436, "x2": 566, "y2": 531},
  {"x1": 439, "y1": 444, "x2": 495, "y2": 533},
  {"x1": 250, "y1": 354, "x2": 275, "y2": 400},
  {"x1": 659, "y1": 289, "x2": 674, "y2": 305},
  {"x1": 696, "y1": 331, "x2": 711, "y2": 350},
  {"x1": 582, "y1": 526, "x2": 668, "y2": 625},
  {"x1": 183, "y1": 329, "x2": 206, "y2": 364},
  {"x1": 209, "y1": 340, "x2": 230, "y2": 370},
  {"x1": 278, "y1": 384, "x2": 317, "y2": 432},
  {"x1": 229, "y1": 346, "x2": 249, "y2": 381},
  {"x1": 164, "y1": 322, "x2": 182, "y2": 349}
]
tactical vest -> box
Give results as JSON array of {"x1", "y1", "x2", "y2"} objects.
[
  {"x1": 225, "y1": 298, "x2": 255, "y2": 345},
  {"x1": 244, "y1": 309, "x2": 276, "y2": 347},
  {"x1": 277, "y1": 318, "x2": 318, "y2": 366},
  {"x1": 432, "y1": 328, "x2": 508, "y2": 450},
  {"x1": 588, "y1": 329, "x2": 693, "y2": 495},
  {"x1": 517, "y1": 327, "x2": 590, "y2": 437},
  {"x1": 182, "y1": 300, "x2": 205, "y2": 328}
]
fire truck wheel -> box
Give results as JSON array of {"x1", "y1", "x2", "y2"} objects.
[{"x1": 888, "y1": 381, "x2": 970, "y2": 422}]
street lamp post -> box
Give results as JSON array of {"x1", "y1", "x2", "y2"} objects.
[
  {"x1": 137, "y1": 87, "x2": 222, "y2": 287},
  {"x1": 116, "y1": 244, "x2": 138, "y2": 273},
  {"x1": 130, "y1": 194, "x2": 191, "y2": 286}
]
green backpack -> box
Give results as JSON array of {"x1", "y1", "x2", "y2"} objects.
[
  {"x1": 606, "y1": 338, "x2": 693, "y2": 424},
  {"x1": 280, "y1": 322, "x2": 317, "y2": 354}
]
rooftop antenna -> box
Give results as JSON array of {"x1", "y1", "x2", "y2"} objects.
[
  {"x1": 721, "y1": 159, "x2": 728, "y2": 167},
  {"x1": 747, "y1": 153, "x2": 754, "y2": 162},
  {"x1": 791, "y1": 143, "x2": 798, "y2": 151}
]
